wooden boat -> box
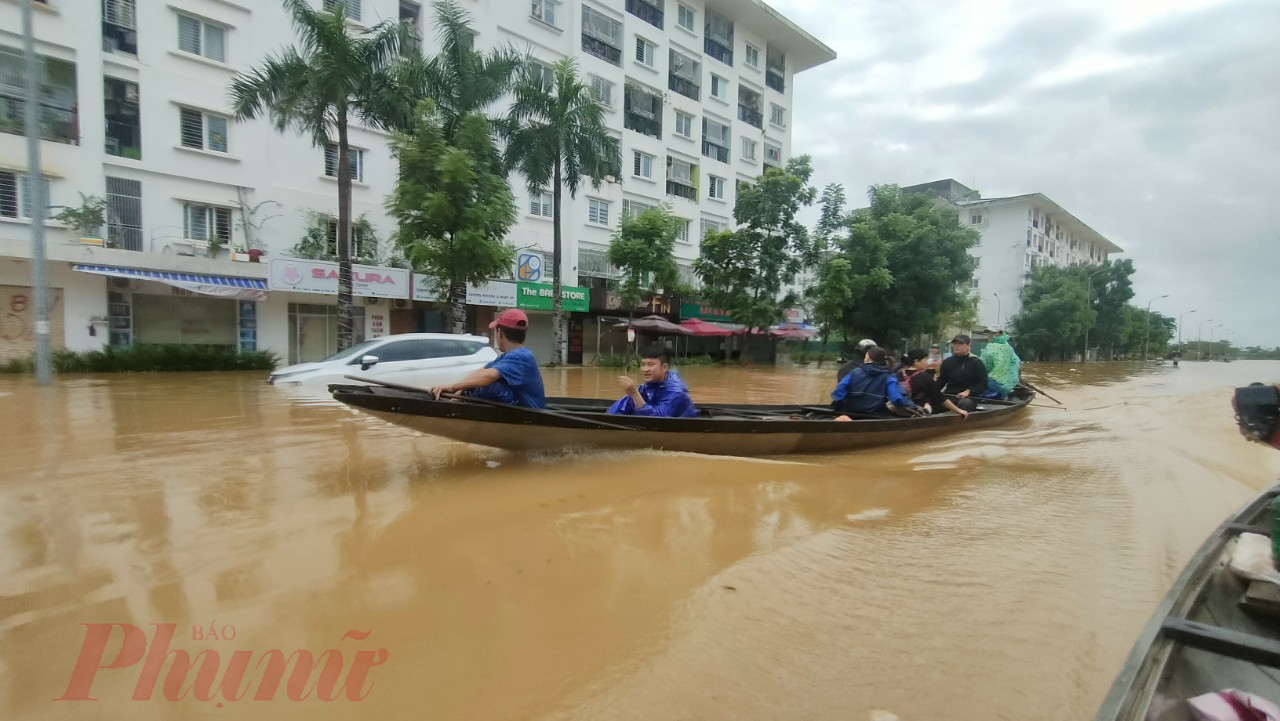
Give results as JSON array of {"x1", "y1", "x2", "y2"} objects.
[
  {"x1": 1094, "y1": 482, "x2": 1280, "y2": 721},
  {"x1": 327, "y1": 381, "x2": 1034, "y2": 456}
]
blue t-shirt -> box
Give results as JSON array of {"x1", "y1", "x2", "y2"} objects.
[{"x1": 469, "y1": 347, "x2": 546, "y2": 409}]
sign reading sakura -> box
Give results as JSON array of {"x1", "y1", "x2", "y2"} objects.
[{"x1": 268, "y1": 259, "x2": 410, "y2": 299}]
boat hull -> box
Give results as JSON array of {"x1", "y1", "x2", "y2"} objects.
[{"x1": 329, "y1": 385, "x2": 1032, "y2": 456}]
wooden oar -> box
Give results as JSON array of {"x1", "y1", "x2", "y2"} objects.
[
  {"x1": 340, "y1": 375, "x2": 639, "y2": 432},
  {"x1": 1017, "y1": 379, "x2": 1063, "y2": 405}
]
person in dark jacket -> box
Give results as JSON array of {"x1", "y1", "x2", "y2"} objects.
[
  {"x1": 937, "y1": 334, "x2": 990, "y2": 411},
  {"x1": 831, "y1": 347, "x2": 922, "y2": 418},
  {"x1": 607, "y1": 345, "x2": 698, "y2": 417},
  {"x1": 899, "y1": 349, "x2": 970, "y2": 419},
  {"x1": 835, "y1": 338, "x2": 878, "y2": 382}
]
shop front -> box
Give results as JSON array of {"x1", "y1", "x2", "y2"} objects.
[
  {"x1": 514, "y1": 282, "x2": 589, "y2": 364},
  {"x1": 584, "y1": 290, "x2": 677, "y2": 364}
]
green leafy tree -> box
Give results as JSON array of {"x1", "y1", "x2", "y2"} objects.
[
  {"x1": 806, "y1": 182, "x2": 847, "y2": 266},
  {"x1": 506, "y1": 58, "x2": 621, "y2": 364},
  {"x1": 230, "y1": 0, "x2": 416, "y2": 350},
  {"x1": 695, "y1": 156, "x2": 816, "y2": 330},
  {"x1": 1084, "y1": 259, "x2": 1136, "y2": 359},
  {"x1": 606, "y1": 206, "x2": 681, "y2": 315},
  {"x1": 1010, "y1": 265, "x2": 1092, "y2": 361},
  {"x1": 838, "y1": 184, "x2": 978, "y2": 343},
  {"x1": 388, "y1": 102, "x2": 516, "y2": 333}
]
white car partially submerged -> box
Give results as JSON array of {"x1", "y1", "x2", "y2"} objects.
[{"x1": 267, "y1": 333, "x2": 497, "y2": 387}]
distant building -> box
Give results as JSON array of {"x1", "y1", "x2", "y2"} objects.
[{"x1": 901, "y1": 179, "x2": 1123, "y2": 332}]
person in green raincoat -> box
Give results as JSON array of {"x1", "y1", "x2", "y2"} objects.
[{"x1": 981, "y1": 331, "x2": 1021, "y2": 398}]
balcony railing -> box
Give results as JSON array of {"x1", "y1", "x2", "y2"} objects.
[
  {"x1": 0, "y1": 96, "x2": 79, "y2": 145},
  {"x1": 105, "y1": 119, "x2": 142, "y2": 159},
  {"x1": 738, "y1": 105, "x2": 762, "y2": 129},
  {"x1": 581, "y1": 35, "x2": 622, "y2": 66},
  {"x1": 107, "y1": 224, "x2": 144, "y2": 251},
  {"x1": 704, "y1": 37, "x2": 732, "y2": 66},
  {"x1": 625, "y1": 0, "x2": 663, "y2": 29},
  {"x1": 103, "y1": 21, "x2": 137, "y2": 56},
  {"x1": 624, "y1": 111, "x2": 661, "y2": 138},
  {"x1": 668, "y1": 74, "x2": 699, "y2": 101},
  {"x1": 701, "y1": 141, "x2": 729, "y2": 163},
  {"x1": 666, "y1": 181, "x2": 696, "y2": 200},
  {"x1": 765, "y1": 71, "x2": 785, "y2": 93}
]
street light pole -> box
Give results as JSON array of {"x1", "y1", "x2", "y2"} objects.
[
  {"x1": 1143, "y1": 294, "x2": 1169, "y2": 361},
  {"x1": 1083, "y1": 269, "x2": 1105, "y2": 363},
  {"x1": 1178, "y1": 309, "x2": 1196, "y2": 354},
  {"x1": 1197, "y1": 318, "x2": 1213, "y2": 360},
  {"x1": 22, "y1": 0, "x2": 52, "y2": 385},
  {"x1": 993, "y1": 292, "x2": 1001, "y2": 328}
]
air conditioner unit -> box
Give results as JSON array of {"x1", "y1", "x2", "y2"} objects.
[
  {"x1": 393, "y1": 298, "x2": 410, "y2": 309},
  {"x1": 366, "y1": 297, "x2": 381, "y2": 305}
]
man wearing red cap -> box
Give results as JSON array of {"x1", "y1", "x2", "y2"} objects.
[{"x1": 429, "y1": 308, "x2": 546, "y2": 409}]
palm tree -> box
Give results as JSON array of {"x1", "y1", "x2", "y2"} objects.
[
  {"x1": 229, "y1": 0, "x2": 416, "y2": 351},
  {"x1": 506, "y1": 58, "x2": 620, "y2": 364}
]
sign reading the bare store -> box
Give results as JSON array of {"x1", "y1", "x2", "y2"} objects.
[{"x1": 268, "y1": 259, "x2": 410, "y2": 299}]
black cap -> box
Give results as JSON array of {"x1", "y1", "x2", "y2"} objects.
[
  {"x1": 902, "y1": 348, "x2": 930, "y2": 366},
  {"x1": 950, "y1": 334, "x2": 971, "y2": 344}
]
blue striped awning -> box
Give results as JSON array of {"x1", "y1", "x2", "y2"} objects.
[{"x1": 73, "y1": 264, "x2": 268, "y2": 301}]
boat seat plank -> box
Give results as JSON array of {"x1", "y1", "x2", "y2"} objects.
[
  {"x1": 1162, "y1": 617, "x2": 1280, "y2": 669},
  {"x1": 1227, "y1": 522, "x2": 1273, "y2": 536}
]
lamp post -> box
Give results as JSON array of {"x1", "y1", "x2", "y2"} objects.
[
  {"x1": 1083, "y1": 269, "x2": 1105, "y2": 363},
  {"x1": 1197, "y1": 318, "x2": 1213, "y2": 360},
  {"x1": 1142, "y1": 294, "x2": 1169, "y2": 361},
  {"x1": 1178, "y1": 309, "x2": 1196, "y2": 354},
  {"x1": 22, "y1": 0, "x2": 51, "y2": 385},
  {"x1": 993, "y1": 292, "x2": 1001, "y2": 328}
]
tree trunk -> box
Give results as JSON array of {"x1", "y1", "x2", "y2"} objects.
[
  {"x1": 817, "y1": 331, "x2": 829, "y2": 367},
  {"x1": 449, "y1": 278, "x2": 467, "y2": 334},
  {"x1": 551, "y1": 161, "x2": 565, "y2": 365},
  {"x1": 336, "y1": 113, "x2": 355, "y2": 351}
]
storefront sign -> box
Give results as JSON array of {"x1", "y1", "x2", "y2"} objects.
[
  {"x1": 783, "y1": 308, "x2": 805, "y2": 324},
  {"x1": 516, "y1": 282, "x2": 589, "y2": 313},
  {"x1": 268, "y1": 258, "x2": 410, "y2": 299},
  {"x1": 367, "y1": 310, "x2": 389, "y2": 339},
  {"x1": 679, "y1": 299, "x2": 732, "y2": 321},
  {"x1": 590, "y1": 290, "x2": 673, "y2": 314},
  {"x1": 413, "y1": 273, "x2": 442, "y2": 302},
  {"x1": 465, "y1": 281, "x2": 517, "y2": 307},
  {"x1": 517, "y1": 253, "x2": 543, "y2": 281}
]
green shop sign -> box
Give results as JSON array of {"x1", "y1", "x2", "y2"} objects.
[
  {"x1": 679, "y1": 299, "x2": 733, "y2": 321},
  {"x1": 516, "y1": 282, "x2": 589, "y2": 313}
]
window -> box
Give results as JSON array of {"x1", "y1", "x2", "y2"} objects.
[
  {"x1": 635, "y1": 37, "x2": 656, "y2": 67},
  {"x1": 622, "y1": 198, "x2": 656, "y2": 219},
  {"x1": 969, "y1": 212, "x2": 983, "y2": 224},
  {"x1": 744, "y1": 44, "x2": 759, "y2": 68},
  {"x1": 769, "y1": 103, "x2": 786, "y2": 127},
  {"x1": 674, "y1": 111, "x2": 694, "y2": 138},
  {"x1": 104, "y1": 77, "x2": 141, "y2": 159},
  {"x1": 710, "y1": 74, "x2": 728, "y2": 100},
  {"x1": 0, "y1": 171, "x2": 50, "y2": 220},
  {"x1": 675, "y1": 219, "x2": 690, "y2": 242},
  {"x1": 624, "y1": 83, "x2": 662, "y2": 137},
  {"x1": 632, "y1": 150, "x2": 654, "y2": 179},
  {"x1": 677, "y1": 3, "x2": 695, "y2": 32},
  {"x1": 766, "y1": 47, "x2": 786, "y2": 92},
  {"x1": 701, "y1": 118, "x2": 730, "y2": 163},
  {"x1": 668, "y1": 50, "x2": 700, "y2": 100},
  {"x1": 530, "y1": 191, "x2": 552, "y2": 218},
  {"x1": 625, "y1": 0, "x2": 664, "y2": 29},
  {"x1": 742, "y1": 137, "x2": 757, "y2": 160},
  {"x1": 106, "y1": 176, "x2": 143, "y2": 251},
  {"x1": 531, "y1": 0, "x2": 558, "y2": 27},
  {"x1": 666, "y1": 157, "x2": 695, "y2": 199},
  {"x1": 764, "y1": 143, "x2": 782, "y2": 165},
  {"x1": 581, "y1": 7, "x2": 622, "y2": 65},
  {"x1": 323, "y1": 0, "x2": 361, "y2": 21},
  {"x1": 587, "y1": 198, "x2": 610, "y2": 225},
  {"x1": 324, "y1": 144, "x2": 365, "y2": 182},
  {"x1": 0, "y1": 46, "x2": 78, "y2": 145},
  {"x1": 177, "y1": 14, "x2": 226, "y2": 62},
  {"x1": 970, "y1": 278, "x2": 980, "y2": 290},
  {"x1": 973, "y1": 256, "x2": 981, "y2": 268},
  {"x1": 1026, "y1": 229, "x2": 1032, "y2": 245},
  {"x1": 700, "y1": 217, "x2": 726, "y2": 239},
  {"x1": 183, "y1": 203, "x2": 232, "y2": 244},
  {"x1": 590, "y1": 75, "x2": 614, "y2": 107},
  {"x1": 527, "y1": 61, "x2": 555, "y2": 90},
  {"x1": 708, "y1": 175, "x2": 725, "y2": 200},
  {"x1": 179, "y1": 108, "x2": 228, "y2": 153},
  {"x1": 103, "y1": 0, "x2": 138, "y2": 55},
  {"x1": 704, "y1": 9, "x2": 733, "y2": 65}
]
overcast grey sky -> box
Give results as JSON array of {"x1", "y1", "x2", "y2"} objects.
[{"x1": 772, "y1": 0, "x2": 1280, "y2": 348}]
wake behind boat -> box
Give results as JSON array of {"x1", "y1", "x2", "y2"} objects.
[{"x1": 328, "y1": 380, "x2": 1033, "y2": 456}]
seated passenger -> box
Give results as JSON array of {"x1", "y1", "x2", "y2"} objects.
[
  {"x1": 607, "y1": 345, "x2": 698, "y2": 417},
  {"x1": 899, "y1": 349, "x2": 970, "y2": 419},
  {"x1": 429, "y1": 308, "x2": 546, "y2": 409},
  {"x1": 831, "y1": 347, "x2": 922, "y2": 418},
  {"x1": 836, "y1": 338, "x2": 878, "y2": 382},
  {"x1": 980, "y1": 331, "x2": 1022, "y2": 399},
  {"x1": 938, "y1": 334, "x2": 991, "y2": 411}
]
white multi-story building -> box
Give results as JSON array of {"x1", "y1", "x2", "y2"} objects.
[
  {"x1": 901, "y1": 179, "x2": 1123, "y2": 333},
  {"x1": 0, "y1": 0, "x2": 833, "y2": 365}
]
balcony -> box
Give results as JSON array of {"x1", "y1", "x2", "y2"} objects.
[
  {"x1": 704, "y1": 37, "x2": 732, "y2": 66},
  {"x1": 668, "y1": 74, "x2": 699, "y2": 101},
  {"x1": 102, "y1": 21, "x2": 137, "y2": 56},
  {"x1": 666, "y1": 181, "x2": 696, "y2": 200},
  {"x1": 582, "y1": 35, "x2": 622, "y2": 66},
  {"x1": 701, "y1": 141, "x2": 728, "y2": 163},
  {"x1": 766, "y1": 47, "x2": 787, "y2": 93},
  {"x1": 738, "y1": 104, "x2": 762, "y2": 129},
  {"x1": 626, "y1": 0, "x2": 663, "y2": 29},
  {"x1": 0, "y1": 96, "x2": 79, "y2": 145},
  {"x1": 624, "y1": 112, "x2": 661, "y2": 139},
  {"x1": 766, "y1": 71, "x2": 785, "y2": 94},
  {"x1": 105, "y1": 119, "x2": 141, "y2": 159}
]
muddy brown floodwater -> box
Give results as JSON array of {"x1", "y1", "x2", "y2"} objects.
[{"x1": 2, "y1": 361, "x2": 1280, "y2": 721}]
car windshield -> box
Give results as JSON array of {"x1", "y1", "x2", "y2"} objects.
[{"x1": 319, "y1": 339, "x2": 382, "y2": 363}]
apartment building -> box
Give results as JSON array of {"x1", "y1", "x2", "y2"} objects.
[{"x1": 0, "y1": 0, "x2": 833, "y2": 364}]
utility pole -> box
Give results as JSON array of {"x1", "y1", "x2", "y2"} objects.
[
  {"x1": 23, "y1": 0, "x2": 52, "y2": 385},
  {"x1": 1142, "y1": 294, "x2": 1169, "y2": 361}
]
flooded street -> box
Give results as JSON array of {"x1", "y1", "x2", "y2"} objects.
[{"x1": 2, "y1": 361, "x2": 1279, "y2": 720}]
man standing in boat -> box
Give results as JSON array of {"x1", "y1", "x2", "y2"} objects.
[
  {"x1": 607, "y1": 345, "x2": 698, "y2": 417},
  {"x1": 429, "y1": 309, "x2": 546, "y2": 409}
]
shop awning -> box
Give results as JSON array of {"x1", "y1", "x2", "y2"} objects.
[{"x1": 73, "y1": 264, "x2": 268, "y2": 301}]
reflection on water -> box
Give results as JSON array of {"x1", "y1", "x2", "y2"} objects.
[{"x1": 1, "y1": 362, "x2": 1279, "y2": 720}]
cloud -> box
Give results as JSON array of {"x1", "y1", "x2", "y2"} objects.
[{"x1": 773, "y1": 0, "x2": 1280, "y2": 346}]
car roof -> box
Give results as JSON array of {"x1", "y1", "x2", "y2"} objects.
[{"x1": 370, "y1": 333, "x2": 490, "y2": 343}]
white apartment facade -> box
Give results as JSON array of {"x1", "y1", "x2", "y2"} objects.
[
  {"x1": 0, "y1": 0, "x2": 832, "y2": 365},
  {"x1": 902, "y1": 180, "x2": 1123, "y2": 333}
]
